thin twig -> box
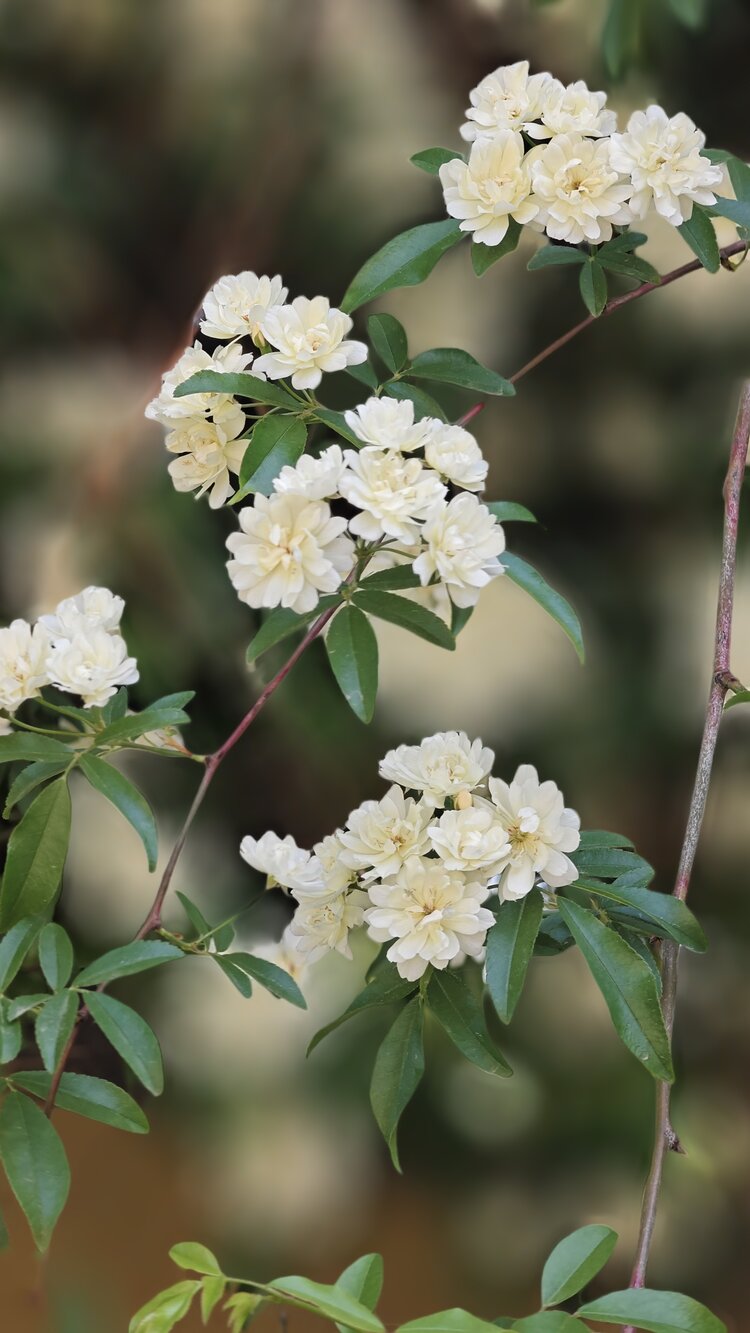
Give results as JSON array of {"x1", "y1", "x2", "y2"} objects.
[{"x1": 623, "y1": 380, "x2": 750, "y2": 1325}]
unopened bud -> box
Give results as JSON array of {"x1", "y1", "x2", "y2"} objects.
[{"x1": 454, "y1": 789, "x2": 472, "y2": 811}]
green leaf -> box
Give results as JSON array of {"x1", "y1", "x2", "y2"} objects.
[
  {"x1": 222, "y1": 953, "x2": 306, "y2": 1009},
  {"x1": 724, "y1": 688, "x2": 750, "y2": 711},
  {"x1": 527, "y1": 245, "x2": 586, "y2": 270},
  {"x1": 85, "y1": 991, "x2": 164, "y2": 1095},
  {"x1": 572, "y1": 848, "x2": 654, "y2": 882},
  {"x1": 501, "y1": 553, "x2": 584, "y2": 663},
  {"x1": 397, "y1": 1312, "x2": 500, "y2": 1333},
  {"x1": 129, "y1": 1280, "x2": 202, "y2": 1333},
  {"x1": 6, "y1": 993, "x2": 49, "y2": 1020},
  {"x1": 325, "y1": 605, "x2": 379, "y2": 723},
  {"x1": 575, "y1": 881, "x2": 706, "y2": 951},
  {"x1": 312, "y1": 408, "x2": 364, "y2": 446},
  {"x1": 578, "y1": 829, "x2": 635, "y2": 850},
  {"x1": 37, "y1": 923, "x2": 73, "y2": 992},
  {"x1": 0, "y1": 917, "x2": 43, "y2": 992},
  {"x1": 0, "y1": 778, "x2": 71, "y2": 930},
  {"x1": 213, "y1": 954, "x2": 253, "y2": 997},
  {"x1": 74, "y1": 940, "x2": 183, "y2": 987},
  {"x1": 174, "y1": 369, "x2": 297, "y2": 410},
  {"x1": 342, "y1": 219, "x2": 463, "y2": 313},
  {"x1": 358, "y1": 566, "x2": 421, "y2": 592},
  {"x1": 407, "y1": 347, "x2": 513, "y2": 396},
  {"x1": 201, "y1": 1276, "x2": 227, "y2": 1323},
  {"x1": 486, "y1": 501, "x2": 537, "y2": 524},
  {"x1": 336, "y1": 1254, "x2": 384, "y2": 1316},
  {"x1": 541, "y1": 1224, "x2": 617, "y2": 1307},
  {"x1": 427, "y1": 969, "x2": 512, "y2": 1076},
  {"x1": 708, "y1": 194, "x2": 750, "y2": 233},
  {"x1": 577, "y1": 1288, "x2": 726, "y2": 1332},
  {"x1": 667, "y1": 0, "x2": 709, "y2": 27},
  {"x1": 13, "y1": 1070, "x2": 149, "y2": 1133},
  {"x1": 169, "y1": 1241, "x2": 223, "y2": 1276},
  {"x1": 450, "y1": 602, "x2": 473, "y2": 637},
  {"x1": 471, "y1": 219, "x2": 522, "y2": 276},
  {"x1": 3, "y1": 759, "x2": 70, "y2": 817},
  {"x1": 485, "y1": 891, "x2": 543, "y2": 1024},
  {"x1": 556, "y1": 898, "x2": 674, "y2": 1081},
  {"x1": 79, "y1": 755, "x2": 159, "y2": 872},
  {"x1": 245, "y1": 598, "x2": 339, "y2": 666},
  {"x1": 224, "y1": 1293, "x2": 265, "y2": 1333},
  {"x1": 410, "y1": 147, "x2": 463, "y2": 175},
  {"x1": 0, "y1": 1090, "x2": 70, "y2": 1250},
  {"x1": 0, "y1": 1016, "x2": 21, "y2": 1063},
  {"x1": 597, "y1": 247, "x2": 661, "y2": 285},
  {"x1": 93, "y1": 706, "x2": 190, "y2": 749},
  {"x1": 0, "y1": 734, "x2": 72, "y2": 764},
  {"x1": 353, "y1": 590, "x2": 454, "y2": 650},
  {"x1": 678, "y1": 205, "x2": 720, "y2": 272},
  {"x1": 384, "y1": 381, "x2": 448, "y2": 421},
  {"x1": 514, "y1": 1316, "x2": 579, "y2": 1332},
  {"x1": 35, "y1": 990, "x2": 78, "y2": 1074},
  {"x1": 370, "y1": 997, "x2": 424, "y2": 1171},
  {"x1": 346, "y1": 360, "x2": 380, "y2": 390},
  {"x1": 579, "y1": 260, "x2": 608, "y2": 317},
  {"x1": 267, "y1": 1277, "x2": 385, "y2": 1333},
  {"x1": 308, "y1": 964, "x2": 417, "y2": 1055},
  {"x1": 368, "y1": 314, "x2": 408, "y2": 373},
  {"x1": 233, "y1": 414, "x2": 307, "y2": 501},
  {"x1": 602, "y1": 0, "x2": 641, "y2": 77}
]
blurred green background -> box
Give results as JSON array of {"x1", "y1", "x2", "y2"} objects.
[{"x1": 1, "y1": 0, "x2": 749, "y2": 1328}]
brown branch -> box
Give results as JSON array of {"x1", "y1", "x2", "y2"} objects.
[
  {"x1": 623, "y1": 380, "x2": 750, "y2": 1325},
  {"x1": 510, "y1": 241, "x2": 747, "y2": 386}
]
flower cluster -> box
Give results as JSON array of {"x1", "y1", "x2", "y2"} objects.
[
  {"x1": 441, "y1": 61, "x2": 723, "y2": 246},
  {"x1": 0, "y1": 586, "x2": 138, "y2": 720},
  {"x1": 241, "y1": 731, "x2": 580, "y2": 982}
]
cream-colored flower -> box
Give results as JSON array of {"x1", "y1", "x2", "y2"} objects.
[
  {"x1": 428, "y1": 801, "x2": 511, "y2": 874},
  {"x1": 339, "y1": 447, "x2": 446, "y2": 544},
  {"x1": 609, "y1": 105, "x2": 723, "y2": 226},
  {"x1": 293, "y1": 831, "x2": 354, "y2": 899},
  {"x1": 460, "y1": 60, "x2": 553, "y2": 143},
  {"x1": 365, "y1": 857, "x2": 494, "y2": 981},
  {"x1": 39, "y1": 586, "x2": 124, "y2": 639},
  {"x1": 424, "y1": 423, "x2": 488, "y2": 491},
  {"x1": 287, "y1": 889, "x2": 369, "y2": 963},
  {"x1": 440, "y1": 132, "x2": 538, "y2": 246},
  {"x1": 166, "y1": 415, "x2": 246, "y2": 508},
  {"x1": 273, "y1": 444, "x2": 346, "y2": 501},
  {"x1": 145, "y1": 340, "x2": 252, "y2": 433},
  {"x1": 379, "y1": 731, "x2": 494, "y2": 803},
  {"x1": 0, "y1": 619, "x2": 51, "y2": 712},
  {"x1": 239, "y1": 831, "x2": 313, "y2": 891},
  {"x1": 200, "y1": 271, "x2": 288, "y2": 342},
  {"x1": 254, "y1": 296, "x2": 367, "y2": 390},
  {"x1": 531, "y1": 79, "x2": 617, "y2": 141},
  {"x1": 226, "y1": 493, "x2": 354, "y2": 615},
  {"x1": 252, "y1": 924, "x2": 309, "y2": 984},
  {"x1": 46, "y1": 629, "x2": 139, "y2": 707},
  {"x1": 488, "y1": 764, "x2": 580, "y2": 901},
  {"x1": 344, "y1": 396, "x2": 435, "y2": 453},
  {"x1": 413, "y1": 493, "x2": 505, "y2": 608},
  {"x1": 339, "y1": 785, "x2": 433, "y2": 881},
  {"x1": 528, "y1": 134, "x2": 632, "y2": 244}
]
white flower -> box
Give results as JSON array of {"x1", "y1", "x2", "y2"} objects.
[
  {"x1": 254, "y1": 296, "x2": 367, "y2": 390},
  {"x1": 460, "y1": 60, "x2": 553, "y2": 143},
  {"x1": 424, "y1": 423, "x2": 488, "y2": 492},
  {"x1": 287, "y1": 890, "x2": 369, "y2": 963},
  {"x1": 365, "y1": 857, "x2": 494, "y2": 981},
  {"x1": 226, "y1": 493, "x2": 354, "y2": 615},
  {"x1": 240, "y1": 831, "x2": 313, "y2": 891},
  {"x1": 200, "y1": 271, "x2": 288, "y2": 342},
  {"x1": 252, "y1": 924, "x2": 309, "y2": 984},
  {"x1": 488, "y1": 764, "x2": 580, "y2": 901},
  {"x1": 440, "y1": 132, "x2": 538, "y2": 246},
  {"x1": 145, "y1": 340, "x2": 252, "y2": 433},
  {"x1": 47, "y1": 629, "x2": 139, "y2": 707},
  {"x1": 609, "y1": 105, "x2": 723, "y2": 226},
  {"x1": 294, "y1": 831, "x2": 354, "y2": 899},
  {"x1": 166, "y1": 416, "x2": 246, "y2": 508},
  {"x1": 379, "y1": 731, "x2": 494, "y2": 803},
  {"x1": 339, "y1": 448, "x2": 446, "y2": 544},
  {"x1": 0, "y1": 620, "x2": 51, "y2": 712},
  {"x1": 273, "y1": 444, "x2": 346, "y2": 501},
  {"x1": 413, "y1": 493, "x2": 505, "y2": 608},
  {"x1": 531, "y1": 79, "x2": 617, "y2": 141},
  {"x1": 528, "y1": 134, "x2": 633, "y2": 244},
  {"x1": 0, "y1": 716, "x2": 12, "y2": 736},
  {"x1": 343, "y1": 396, "x2": 435, "y2": 453},
  {"x1": 339, "y1": 785, "x2": 433, "y2": 881},
  {"x1": 428, "y1": 802, "x2": 511, "y2": 874},
  {"x1": 39, "y1": 586, "x2": 125, "y2": 639}
]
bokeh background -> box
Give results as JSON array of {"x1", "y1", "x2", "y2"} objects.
[{"x1": 1, "y1": 0, "x2": 749, "y2": 1328}]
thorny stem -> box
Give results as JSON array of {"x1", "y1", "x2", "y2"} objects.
[{"x1": 622, "y1": 380, "x2": 750, "y2": 1328}]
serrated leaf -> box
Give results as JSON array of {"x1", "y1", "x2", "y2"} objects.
[
  {"x1": 368, "y1": 313, "x2": 408, "y2": 373},
  {"x1": 597, "y1": 249, "x2": 661, "y2": 285},
  {"x1": 471, "y1": 219, "x2": 522, "y2": 275},
  {"x1": 357, "y1": 566, "x2": 422, "y2": 592},
  {"x1": 0, "y1": 734, "x2": 72, "y2": 764},
  {"x1": 222, "y1": 952, "x2": 306, "y2": 1008},
  {"x1": 85, "y1": 991, "x2": 164, "y2": 1095},
  {"x1": 407, "y1": 347, "x2": 513, "y2": 396},
  {"x1": 174, "y1": 369, "x2": 298, "y2": 410},
  {"x1": 129, "y1": 1280, "x2": 202, "y2": 1333},
  {"x1": 342, "y1": 220, "x2": 463, "y2": 313},
  {"x1": 245, "y1": 598, "x2": 339, "y2": 666},
  {"x1": 572, "y1": 848, "x2": 654, "y2": 882},
  {"x1": 556, "y1": 898, "x2": 674, "y2": 1081},
  {"x1": 579, "y1": 260, "x2": 608, "y2": 317},
  {"x1": 325, "y1": 605, "x2": 379, "y2": 723},
  {"x1": 501, "y1": 553, "x2": 584, "y2": 663},
  {"x1": 94, "y1": 706, "x2": 190, "y2": 749},
  {"x1": 679, "y1": 205, "x2": 720, "y2": 272},
  {"x1": 37, "y1": 922, "x2": 74, "y2": 991},
  {"x1": 308, "y1": 965, "x2": 417, "y2": 1055},
  {"x1": 410, "y1": 147, "x2": 463, "y2": 175},
  {"x1": 3, "y1": 759, "x2": 70, "y2": 817},
  {"x1": 427, "y1": 969, "x2": 512, "y2": 1075},
  {"x1": 370, "y1": 997, "x2": 424, "y2": 1171},
  {"x1": 575, "y1": 880, "x2": 706, "y2": 951},
  {"x1": 35, "y1": 990, "x2": 78, "y2": 1073},
  {"x1": 6, "y1": 993, "x2": 48, "y2": 1020},
  {"x1": 233, "y1": 414, "x2": 307, "y2": 501},
  {"x1": 14, "y1": 1070, "x2": 149, "y2": 1133},
  {"x1": 74, "y1": 940, "x2": 183, "y2": 987},
  {"x1": 0, "y1": 778, "x2": 72, "y2": 930},
  {"x1": 486, "y1": 501, "x2": 537, "y2": 524},
  {"x1": 267, "y1": 1276, "x2": 385, "y2": 1333},
  {"x1": 0, "y1": 917, "x2": 43, "y2": 992},
  {"x1": 384, "y1": 381, "x2": 448, "y2": 421},
  {"x1": 577, "y1": 1288, "x2": 725, "y2": 1332},
  {"x1": 485, "y1": 891, "x2": 543, "y2": 1024},
  {"x1": 0, "y1": 1016, "x2": 21, "y2": 1063},
  {"x1": 353, "y1": 590, "x2": 454, "y2": 650},
  {"x1": 578, "y1": 829, "x2": 635, "y2": 850},
  {"x1": 79, "y1": 755, "x2": 158, "y2": 872},
  {"x1": 527, "y1": 245, "x2": 586, "y2": 270},
  {"x1": 0, "y1": 1090, "x2": 70, "y2": 1250},
  {"x1": 213, "y1": 954, "x2": 252, "y2": 997},
  {"x1": 541, "y1": 1224, "x2": 617, "y2": 1307},
  {"x1": 169, "y1": 1241, "x2": 223, "y2": 1276}
]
